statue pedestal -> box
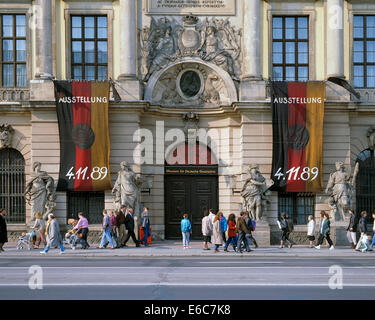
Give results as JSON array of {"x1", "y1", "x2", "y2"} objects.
[
  {"x1": 332, "y1": 221, "x2": 349, "y2": 246},
  {"x1": 252, "y1": 220, "x2": 270, "y2": 246}
]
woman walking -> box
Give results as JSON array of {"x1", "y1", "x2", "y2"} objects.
[
  {"x1": 212, "y1": 212, "x2": 224, "y2": 252},
  {"x1": 31, "y1": 211, "x2": 46, "y2": 249},
  {"x1": 315, "y1": 211, "x2": 334, "y2": 250},
  {"x1": 0, "y1": 208, "x2": 7, "y2": 252},
  {"x1": 307, "y1": 215, "x2": 315, "y2": 248},
  {"x1": 224, "y1": 213, "x2": 237, "y2": 252},
  {"x1": 202, "y1": 210, "x2": 212, "y2": 250},
  {"x1": 346, "y1": 209, "x2": 358, "y2": 249},
  {"x1": 140, "y1": 207, "x2": 151, "y2": 246},
  {"x1": 181, "y1": 213, "x2": 192, "y2": 249},
  {"x1": 356, "y1": 211, "x2": 368, "y2": 251}
]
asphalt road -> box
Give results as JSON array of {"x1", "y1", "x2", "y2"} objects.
[{"x1": 0, "y1": 256, "x2": 374, "y2": 300}]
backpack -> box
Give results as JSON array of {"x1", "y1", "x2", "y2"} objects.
[{"x1": 251, "y1": 220, "x2": 256, "y2": 232}]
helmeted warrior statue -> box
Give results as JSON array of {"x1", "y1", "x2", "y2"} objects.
[
  {"x1": 24, "y1": 162, "x2": 56, "y2": 221},
  {"x1": 112, "y1": 161, "x2": 142, "y2": 215},
  {"x1": 325, "y1": 161, "x2": 359, "y2": 221},
  {"x1": 241, "y1": 164, "x2": 274, "y2": 221}
]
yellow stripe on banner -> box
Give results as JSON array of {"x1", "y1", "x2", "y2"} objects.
[
  {"x1": 90, "y1": 82, "x2": 112, "y2": 191},
  {"x1": 306, "y1": 82, "x2": 325, "y2": 192}
]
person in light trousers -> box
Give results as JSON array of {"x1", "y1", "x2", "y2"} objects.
[
  {"x1": 307, "y1": 215, "x2": 316, "y2": 248},
  {"x1": 98, "y1": 210, "x2": 115, "y2": 249},
  {"x1": 346, "y1": 209, "x2": 358, "y2": 249},
  {"x1": 356, "y1": 211, "x2": 368, "y2": 251},
  {"x1": 181, "y1": 213, "x2": 192, "y2": 249}
]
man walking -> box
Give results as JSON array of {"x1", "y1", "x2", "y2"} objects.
[
  {"x1": 123, "y1": 208, "x2": 140, "y2": 247},
  {"x1": 347, "y1": 209, "x2": 358, "y2": 249},
  {"x1": 118, "y1": 205, "x2": 126, "y2": 246},
  {"x1": 236, "y1": 211, "x2": 251, "y2": 253},
  {"x1": 40, "y1": 214, "x2": 65, "y2": 254},
  {"x1": 244, "y1": 212, "x2": 258, "y2": 248},
  {"x1": 0, "y1": 208, "x2": 8, "y2": 252}
]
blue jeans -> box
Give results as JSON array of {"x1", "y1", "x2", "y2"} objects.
[
  {"x1": 140, "y1": 223, "x2": 150, "y2": 246},
  {"x1": 43, "y1": 242, "x2": 65, "y2": 253},
  {"x1": 371, "y1": 232, "x2": 375, "y2": 249},
  {"x1": 182, "y1": 232, "x2": 190, "y2": 246},
  {"x1": 224, "y1": 236, "x2": 238, "y2": 249},
  {"x1": 99, "y1": 229, "x2": 114, "y2": 248}
]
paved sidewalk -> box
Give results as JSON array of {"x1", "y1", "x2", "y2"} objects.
[{"x1": 0, "y1": 240, "x2": 373, "y2": 257}]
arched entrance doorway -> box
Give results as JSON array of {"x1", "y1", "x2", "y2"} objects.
[{"x1": 165, "y1": 143, "x2": 218, "y2": 239}]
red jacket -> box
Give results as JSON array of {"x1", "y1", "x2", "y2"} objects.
[{"x1": 228, "y1": 220, "x2": 237, "y2": 237}]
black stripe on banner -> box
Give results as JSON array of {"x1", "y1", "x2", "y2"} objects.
[
  {"x1": 271, "y1": 81, "x2": 289, "y2": 192},
  {"x1": 55, "y1": 81, "x2": 76, "y2": 191}
]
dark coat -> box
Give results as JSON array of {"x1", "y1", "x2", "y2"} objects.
[
  {"x1": 359, "y1": 217, "x2": 367, "y2": 233},
  {"x1": 279, "y1": 218, "x2": 288, "y2": 231},
  {"x1": 0, "y1": 214, "x2": 7, "y2": 243},
  {"x1": 124, "y1": 213, "x2": 135, "y2": 231},
  {"x1": 347, "y1": 214, "x2": 358, "y2": 231}
]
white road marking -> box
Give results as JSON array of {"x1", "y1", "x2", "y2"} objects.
[{"x1": 0, "y1": 283, "x2": 375, "y2": 287}]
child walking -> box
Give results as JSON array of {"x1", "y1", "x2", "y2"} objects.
[{"x1": 181, "y1": 213, "x2": 192, "y2": 249}]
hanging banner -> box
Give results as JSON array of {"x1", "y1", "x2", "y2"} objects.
[
  {"x1": 271, "y1": 81, "x2": 325, "y2": 193},
  {"x1": 54, "y1": 80, "x2": 111, "y2": 191}
]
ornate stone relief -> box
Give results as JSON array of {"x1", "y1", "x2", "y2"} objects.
[
  {"x1": 140, "y1": 14, "x2": 242, "y2": 82},
  {"x1": 150, "y1": 62, "x2": 231, "y2": 107},
  {"x1": 0, "y1": 123, "x2": 14, "y2": 149}
]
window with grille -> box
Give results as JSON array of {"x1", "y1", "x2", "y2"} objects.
[
  {"x1": 272, "y1": 16, "x2": 309, "y2": 81},
  {"x1": 67, "y1": 191, "x2": 104, "y2": 224},
  {"x1": 71, "y1": 15, "x2": 108, "y2": 81},
  {"x1": 278, "y1": 192, "x2": 315, "y2": 225},
  {"x1": 0, "y1": 14, "x2": 26, "y2": 87},
  {"x1": 356, "y1": 149, "x2": 375, "y2": 223},
  {"x1": 353, "y1": 16, "x2": 375, "y2": 88},
  {"x1": 0, "y1": 148, "x2": 26, "y2": 223}
]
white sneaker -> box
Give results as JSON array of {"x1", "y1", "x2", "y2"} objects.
[
  {"x1": 329, "y1": 246, "x2": 335, "y2": 250},
  {"x1": 40, "y1": 251, "x2": 46, "y2": 254},
  {"x1": 314, "y1": 245, "x2": 321, "y2": 250},
  {"x1": 59, "y1": 251, "x2": 65, "y2": 254}
]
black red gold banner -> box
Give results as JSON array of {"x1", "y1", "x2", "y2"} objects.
[
  {"x1": 54, "y1": 80, "x2": 112, "y2": 192},
  {"x1": 271, "y1": 81, "x2": 325, "y2": 193}
]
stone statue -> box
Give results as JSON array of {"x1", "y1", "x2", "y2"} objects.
[
  {"x1": 112, "y1": 161, "x2": 142, "y2": 215},
  {"x1": 0, "y1": 123, "x2": 14, "y2": 149},
  {"x1": 140, "y1": 15, "x2": 242, "y2": 81},
  {"x1": 25, "y1": 162, "x2": 56, "y2": 221},
  {"x1": 325, "y1": 161, "x2": 359, "y2": 221},
  {"x1": 241, "y1": 164, "x2": 274, "y2": 221}
]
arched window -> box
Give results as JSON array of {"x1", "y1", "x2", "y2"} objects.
[
  {"x1": 166, "y1": 142, "x2": 218, "y2": 165},
  {"x1": 356, "y1": 148, "x2": 375, "y2": 222},
  {"x1": 0, "y1": 148, "x2": 26, "y2": 223}
]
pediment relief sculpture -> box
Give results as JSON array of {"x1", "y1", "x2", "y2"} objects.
[{"x1": 140, "y1": 15, "x2": 242, "y2": 82}]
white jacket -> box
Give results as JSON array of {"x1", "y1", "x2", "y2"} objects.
[{"x1": 307, "y1": 220, "x2": 316, "y2": 236}]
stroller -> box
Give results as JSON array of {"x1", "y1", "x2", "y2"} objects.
[
  {"x1": 63, "y1": 219, "x2": 80, "y2": 250},
  {"x1": 16, "y1": 230, "x2": 36, "y2": 250}
]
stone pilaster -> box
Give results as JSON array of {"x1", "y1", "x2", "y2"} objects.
[
  {"x1": 34, "y1": 0, "x2": 53, "y2": 79},
  {"x1": 117, "y1": 0, "x2": 140, "y2": 100},
  {"x1": 326, "y1": 0, "x2": 344, "y2": 79},
  {"x1": 240, "y1": 0, "x2": 266, "y2": 101}
]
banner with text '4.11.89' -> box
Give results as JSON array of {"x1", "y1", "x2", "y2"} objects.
[
  {"x1": 54, "y1": 80, "x2": 112, "y2": 191},
  {"x1": 271, "y1": 81, "x2": 325, "y2": 193}
]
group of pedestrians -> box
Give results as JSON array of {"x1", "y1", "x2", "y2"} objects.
[
  {"x1": 194, "y1": 209, "x2": 258, "y2": 253},
  {"x1": 97, "y1": 206, "x2": 151, "y2": 249},
  {"x1": 346, "y1": 210, "x2": 375, "y2": 252}
]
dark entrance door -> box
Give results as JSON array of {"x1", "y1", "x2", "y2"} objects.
[{"x1": 165, "y1": 173, "x2": 218, "y2": 239}]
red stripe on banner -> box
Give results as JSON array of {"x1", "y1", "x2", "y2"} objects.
[
  {"x1": 286, "y1": 82, "x2": 307, "y2": 192},
  {"x1": 72, "y1": 81, "x2": 93, "y2": 191}
]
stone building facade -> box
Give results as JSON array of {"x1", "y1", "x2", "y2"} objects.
[{"x1": 1, "y1": 0, "x2": 375, "y2": 244}]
